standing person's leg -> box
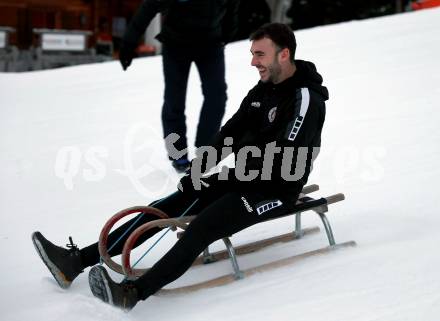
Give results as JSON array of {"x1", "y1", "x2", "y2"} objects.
[
  {"x1": 193, "y1": 45, "x2": 227, "y2": 147},
  {"x1": 161, "y1": 45, "x2": 192, "y2": 160}
]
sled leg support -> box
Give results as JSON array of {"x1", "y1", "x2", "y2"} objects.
[{"x1": 223, "y1": 237, "x2": 244, "y2": 280}]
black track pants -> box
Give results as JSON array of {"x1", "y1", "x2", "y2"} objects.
[{"x1": 134, "y1": 191, "x2": 293, "y2": 300}]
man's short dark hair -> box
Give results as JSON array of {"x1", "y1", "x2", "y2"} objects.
[{"x1": 250, "y1": 23, "x2": 296, "y2": 63}]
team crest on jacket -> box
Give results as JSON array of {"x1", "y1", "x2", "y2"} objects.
[
  {"x1": 251, "y1": 101, "x2": 261, "y2": 108},
  {"x1": 268, "y1": 107, "x2": 277, "y2": 123}
]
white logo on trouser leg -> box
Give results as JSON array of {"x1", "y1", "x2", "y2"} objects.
[
  {"x1": 256, "y1": 200, "x2": 283, "y2": 215},
  {"x1": 241, "y1": 197, "x2": 254, "y2": 213}
]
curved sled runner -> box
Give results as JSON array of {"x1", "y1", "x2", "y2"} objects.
[{"x1": 98, "y1": 184, "x2": 356, "y2": 294}]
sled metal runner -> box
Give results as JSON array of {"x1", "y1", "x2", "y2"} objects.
[{"x1": 98, "y1": 184, "x2": 356, "y2": 294}]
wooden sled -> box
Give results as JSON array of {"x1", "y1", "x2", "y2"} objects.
[{"x1": 98, "y1": 184, "x2": 356, "y2": 295}]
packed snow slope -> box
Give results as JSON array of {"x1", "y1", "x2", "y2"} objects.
[{"x1": 1, "y1": 8, "x2": 440, "y2": 321}]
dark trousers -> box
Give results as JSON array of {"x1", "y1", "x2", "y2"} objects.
[
  {"x1": 161, "y1": 44, "x2": 227, "y2": 158},
  {"x1": 80, "y1": 187, "x2": 299, "y2": 300}
]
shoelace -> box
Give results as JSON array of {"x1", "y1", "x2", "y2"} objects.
[{"x1": 66, "y1": 236, "x2": 79, "y2": 252}]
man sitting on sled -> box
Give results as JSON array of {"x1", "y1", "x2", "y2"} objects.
[{"x1": 32, "y1": 23, "x2": 328, "y2": 311}]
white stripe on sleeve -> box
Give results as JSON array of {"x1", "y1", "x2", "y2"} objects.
[{"x1": 288, "y1": 87, "x2": 310, "y2": 142}]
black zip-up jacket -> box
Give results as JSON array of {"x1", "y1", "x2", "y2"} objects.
[
  {"x1": 196, "y1": 60, "x2": 329, "y2": 205},
  {"x1": 123, "y1": 0, "x2": 240, "y2": 48}
]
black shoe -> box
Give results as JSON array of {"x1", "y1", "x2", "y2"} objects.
[
  {"x1": 32, "y1": 231, "x2": 84, "y2": 289},
  {"x1": 171, "y1": 158, "x2": 190, "y2": 173},
  {"x1": 88, "y1": 265, "x2": 139, "y2": 311}
]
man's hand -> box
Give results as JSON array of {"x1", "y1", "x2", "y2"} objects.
[
  {"x1": 119, "y1": 44, "x2": 135, "y2": 71},
  {"x1": 178, "y1": 173, "x2": 211, "y2": 197}
]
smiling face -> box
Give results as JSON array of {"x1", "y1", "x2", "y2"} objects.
[{"x1": 250, "y1": 37, "x2": 285, "y2": 84}]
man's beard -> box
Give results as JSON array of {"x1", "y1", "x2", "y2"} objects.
[{"x1": 262, "y1": 59, "x2": 282, "y2": 84}]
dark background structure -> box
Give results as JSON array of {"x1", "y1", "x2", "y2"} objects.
[
  {"x1": 0, "y1": 0, "x2": 437, "y2": 71},
  {"x1": 0, "y1": 0, "x2": 423, "y2": 48},
  {"x1": 235, "y1": 0, "x2": 415, "y2": 40}
]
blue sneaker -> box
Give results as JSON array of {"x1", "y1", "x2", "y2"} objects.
[{"x1": 171, "y1": 158, "x2": 190, "y2": 173}]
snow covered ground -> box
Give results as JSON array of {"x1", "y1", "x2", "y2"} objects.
[{"x1": 1, "y1": 8, "x2": 440, "y2": 321}]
